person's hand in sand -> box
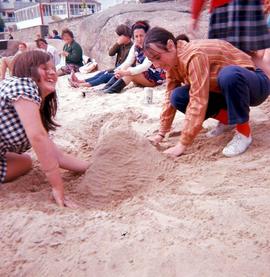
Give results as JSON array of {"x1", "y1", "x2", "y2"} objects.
[
  {"x1": 52, "y1": 188, "x2": 79, "y2": 208},
  {"x1": 148, "y1": 134, "x2": 164, "y2": 145},
  {"x1": 164, "y1": 143, "x2": 186, "y2": 157}
]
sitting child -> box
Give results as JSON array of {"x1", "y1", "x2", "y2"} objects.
[
  {"x1": 69, "y1": 24, "x2": 133, "y2": 89},
  {"x1": 0, "y1": 42, "x2": 27, "y2": 80},
  {"x1": 35, "y1": 38, "x2": 60, "y2": 66},
  {"x1": 57, "y1": 28, "x2": 83, "y2": 76},
  {"x1": 102, "y1": 20, "x2": 166, "y2": 94}
]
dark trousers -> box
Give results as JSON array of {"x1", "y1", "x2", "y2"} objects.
[
  {"x1": 171, "y1": 66, "x2": 270, "y2": 124},
  {"x1": 85, "y1": 71, "x2": 114, "y2": 87}
]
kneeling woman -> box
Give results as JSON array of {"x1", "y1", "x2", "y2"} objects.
[
  {"x1": 144, "y1": 27, "x2": 270, "y2": 157},
  {"x1": 104, "y1": 20, "x2": 165, "y2": 94},
  {"x1": 0, "y1": 51, "x2": 89, "y2": 206}
]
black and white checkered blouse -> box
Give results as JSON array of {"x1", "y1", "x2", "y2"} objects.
[{"x1": 0, "y1": 77, "x2": 41, "y2": 183}]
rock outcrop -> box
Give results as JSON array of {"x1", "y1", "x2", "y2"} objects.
[
  {"x1": 2, "y1": 1, "x2": 209, "y2": 67},
  {"x1": 76, "y1": 1, "x2": 209, "y2": 69}
]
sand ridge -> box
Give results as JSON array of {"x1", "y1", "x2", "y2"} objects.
[{"x1": 1, "y1": 73, "x2": 270, "y2": 276}]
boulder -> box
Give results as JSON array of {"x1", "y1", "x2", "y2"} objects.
[{"x1": 76, "y1": 1, "x2": 209, "y2": 69}]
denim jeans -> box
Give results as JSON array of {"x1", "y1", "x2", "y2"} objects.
[
  {"x1": 85, "y1": 71, "x2": 114, "y2": 87},
  {"x1": 171, "y1": 65, "x2": 270, "y2": 124}
]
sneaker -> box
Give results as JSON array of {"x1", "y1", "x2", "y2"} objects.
[
  {"x1": 206, "y1": 122, "x2": 234, "y2": 138},
  {"x1": 222, "y1": 132, "x2": 252, "y2": 157}
]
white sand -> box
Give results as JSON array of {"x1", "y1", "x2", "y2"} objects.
[{"x1": 1, "y1": 72, "x2": 270, "y2": 276}]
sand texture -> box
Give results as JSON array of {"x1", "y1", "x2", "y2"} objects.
[{"x1": 0, "y1": 72, "x2": 270, "y2": 276}]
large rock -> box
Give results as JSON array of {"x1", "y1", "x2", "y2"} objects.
[{"x1": 76, "y1": 1, "x2": 209, "y2": 69}]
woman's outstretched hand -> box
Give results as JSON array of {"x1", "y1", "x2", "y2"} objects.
[
  {"x1": 52, "y1": 188, "x2": 78, "y2": 208},
  {"x1": 63, "y1": 196, "x2": 79, "y2": 208}
]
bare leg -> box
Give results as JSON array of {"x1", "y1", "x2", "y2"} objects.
[
  {"x1": 68, "y1": 79, "x2": 92, "y2": 88},
  {"x1": 70, "y1": 71, "x2": 83, "y2": 83},
  {"x1": 4, "y1": 153, "x2": 32, "y2": 182},
  {"x1": 123, "y1": 73, "x2": 155, "y2": 87},
  {"x1": 0, "y1": 58, "x2": 8, "y2": 80},
  {"x1": 78, "y1": 82, "x2": 92, "y2": 88},
  {"x1": 75, "y1": 79, "x2": 86, "y2": 84}
]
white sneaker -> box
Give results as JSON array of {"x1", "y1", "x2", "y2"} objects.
[
  {"x1": 222, "y1": 132, "x2": 252, "y2": 157},
  {"x1": 206, "y1": 122, "x2": 234, "y2": 138}
]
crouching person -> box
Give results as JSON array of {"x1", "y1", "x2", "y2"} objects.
[{"x1": 144, "y1": 27, "x2": 270, "y2": 157}]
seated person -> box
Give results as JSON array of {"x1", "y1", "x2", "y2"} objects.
[
  {"x1": 57, "y1": 28, "x2": 83, "y2": 76},
  {"x1": 0, "y1": 42, "x2": 27, "y2": 80},
  {"x1": 36, "y1": 38, "x2": 60, "y2": 66},
  {"x1": 69, "y1": 24, "x2": 133, "y2": 88},
  {"x1": 103, "y1": 21, "x2": 166, "y2": 94},
  {"x1": 52, "y1": 29, "x2": 62, "y2": 40},
  {"x1": 0, "y1": 50, "x2": 89, "y2": 207}
]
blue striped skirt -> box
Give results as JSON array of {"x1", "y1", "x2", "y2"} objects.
[{"x1": 209, "y1": 0, "x2": 270, "y2": 52}]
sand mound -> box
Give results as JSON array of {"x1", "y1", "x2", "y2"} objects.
[{"x1": 78, "y1": 126, "x2": 175, "y2": 206}]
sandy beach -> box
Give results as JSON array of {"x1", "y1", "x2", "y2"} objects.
[{"x1": 0, "y1": 71, "x2": 270, "y2": 276}]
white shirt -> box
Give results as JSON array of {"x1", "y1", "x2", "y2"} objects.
[
  {"x1": 47, "y1": 44, "x2": 60, "y2": 66},
  {"x1": 117, "y1": 44, "x2": 152, "y2": 75}
]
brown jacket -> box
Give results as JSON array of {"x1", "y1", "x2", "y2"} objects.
[{"x1": 108, "y1": 41, "x2": 133, "y2": 68}]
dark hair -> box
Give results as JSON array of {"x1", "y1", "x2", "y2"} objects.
[
  {"x1": 52, "y1": 29, "x2": 58, "y2": 35},
  {"x1": 175, "y1": 33, "x2": 190, "y2": 43},
  {"x1": 144, "y1": 27, "x2": 177, "y2": 52},
  {"x1": 131, "y1": 20, "x2": 150, "y2": 35},
  {"x1": 35, "y1": 38, "x2": 48, "y2": 48},
  {"x1": 61, "y1": 28, "x2": 74, "y2": 39},
  {"x1": 12, "y1": 50, "x2": 59, "y2": 132},
  {"x1": 115, "y1": 24, "x2": 132, "y2": 38}
]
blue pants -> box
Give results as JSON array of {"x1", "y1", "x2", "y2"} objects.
[
  {"x1": 171, "y1": 66, "x2": 270, "y2": 124},
  {"x1": 85, "y1": 71, "x2": 114, "y2": 87}
]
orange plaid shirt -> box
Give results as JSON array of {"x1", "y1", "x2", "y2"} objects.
[{"x1": 160, "y1": 39, "x2": 255, "y2": 146}]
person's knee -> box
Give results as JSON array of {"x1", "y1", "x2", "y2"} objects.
[
  {"x1": 218, "y1": 66, "x2": 245, "y2": 89},
  {"x1": 170, "y1": 87, "x2": 189, "y2": 112},
  {"x1": 170, "y1": 89, "x2": 179, "y2": 108},
  {"x1": 4, "y1": 153, "x2": 32, "y2": 182},
  {"x1": 21, "y1": 154, "x2": 32, "y2": 172}
]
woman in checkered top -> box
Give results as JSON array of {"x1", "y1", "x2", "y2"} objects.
[{"x1": 0, "y1": 50, "x2": 89, "y2": 207}]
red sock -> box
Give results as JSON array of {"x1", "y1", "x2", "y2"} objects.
[
  {"x1": 236, "y1": 122, "x2": 251, "y2": 137},
  {"x1": 214, "y1": 109, "x2": 228, "y2": 125}
]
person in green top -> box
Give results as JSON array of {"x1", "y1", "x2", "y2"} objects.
[{"x1": 57, "y1": 28, "x2": 83, "y2": 76}]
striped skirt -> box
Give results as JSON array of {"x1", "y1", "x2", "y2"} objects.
[{"x1": 209, "y1": 0, "x2": 270, "y2": 52}]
